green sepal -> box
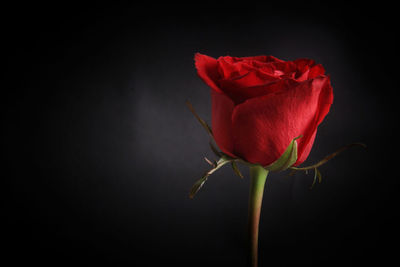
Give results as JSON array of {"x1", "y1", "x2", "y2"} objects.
[
  {"x1": 209, "y1": 141, "x2": 222, "y2": 158},
  {"x1": 316, "y1": 168, "x2": 322, "y2": 183},
  {"x1": 264, "y1": 135, "x2": 302, "y2": 172},
  {"x1": 189, "y1": 156, "x2": 232, "y2": 199},
  {"x1": 310, "y1": 168, "x2": 322, "y2": 189},
  {"x1": 231, "y1": 161, "x2": 244, "y2": 179},
  {"x1": 290, "y1": 142, "x2": 366, "y2": 172},
  {"x1": 189, "y1": 174, "x2": 208, "y2": 199},
  {"x1": 186, "y1": 101, "x2": 213, "y2": 137}
]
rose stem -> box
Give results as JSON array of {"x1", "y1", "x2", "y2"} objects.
[{"x1": 248, "y1": 165, "x2": 269, "y2": 267}]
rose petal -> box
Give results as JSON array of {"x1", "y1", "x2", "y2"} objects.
[
  {"x1": 217, "y1": 57, "x2": 243, "y2": 79},
  {"x1": 218, "y1": 78, "x2": 288, "y2": 104},
  {"x1": 295, "y1": 129, "x2": 317, "y2": 166},
  {"x1": 241, "y1": 55, "x2": 285, "y2": 64},
  {"x1": 295, "y1": 68, "x2": 310, "y2": 81},
  {"x1": 308, "y1": 64, "x2": 326, "y2": 79},
  {"x1": 295, "y1": 76, "x2": 333, "y2": 165},
  {"x1": 231, "y1": 77, "x2": 332, "y2": 166},
  {"x1": 271, "y1": 61, "x2": 297, "y2": 74},
  {"x1": 194, "y1": 53, "x2": 223, "y2": 93},
  {"x1": 211, "y1": 89, "x2": 236, "y2": 157},
  {"x1": 294, "y1": 58, "x2": 316, "y2": 71}
]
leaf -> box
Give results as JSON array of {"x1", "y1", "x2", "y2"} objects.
[
  {"x1": 231, "y1": 161, "x2": 244, "y2": 178},
  {"x1": 264, "y1": 135, "x2": 302, "y2": 172}
]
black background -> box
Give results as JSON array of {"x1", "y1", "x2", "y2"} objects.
[{"x1": 4, "y1": 4, "x2": 399, "y2": 266}]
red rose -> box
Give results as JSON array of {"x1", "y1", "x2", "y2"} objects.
[{"x1": 194, "y1": 53, "x2": 333, "y2": 167}]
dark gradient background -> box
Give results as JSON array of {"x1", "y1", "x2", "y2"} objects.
[{"x1": 4, "y1": 4, "x2": 399, "y2": 266}]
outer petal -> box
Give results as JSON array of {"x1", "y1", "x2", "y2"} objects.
[
  {"x1": 194, "y1": 53, "x2": 223, "y2": 93},
  {"x1": 295, "y1": 76, "x2": 333, "y2": 165},
  {"x1": 211, "y1": 89, "x2": 236, "y2": 157},
  {"x1": 231, "y1": 77, "x2": 332, "y2": 166}
]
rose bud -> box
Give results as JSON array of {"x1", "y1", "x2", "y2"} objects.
[{"x1": 194, "y1": 53, "x2": 333, "y2": 168}]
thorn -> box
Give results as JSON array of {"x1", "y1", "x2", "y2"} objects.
[{"x1": 204, "y1": 157, "x2": 216, "y2": 167}]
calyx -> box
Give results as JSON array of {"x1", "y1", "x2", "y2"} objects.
[{"x1": 186, "y1": 101, "x2": 366, "y2": 198}]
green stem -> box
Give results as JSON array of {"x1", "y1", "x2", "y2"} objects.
[{"x1": 248, "y1": 165, "x2": 269, "y2": 267}]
